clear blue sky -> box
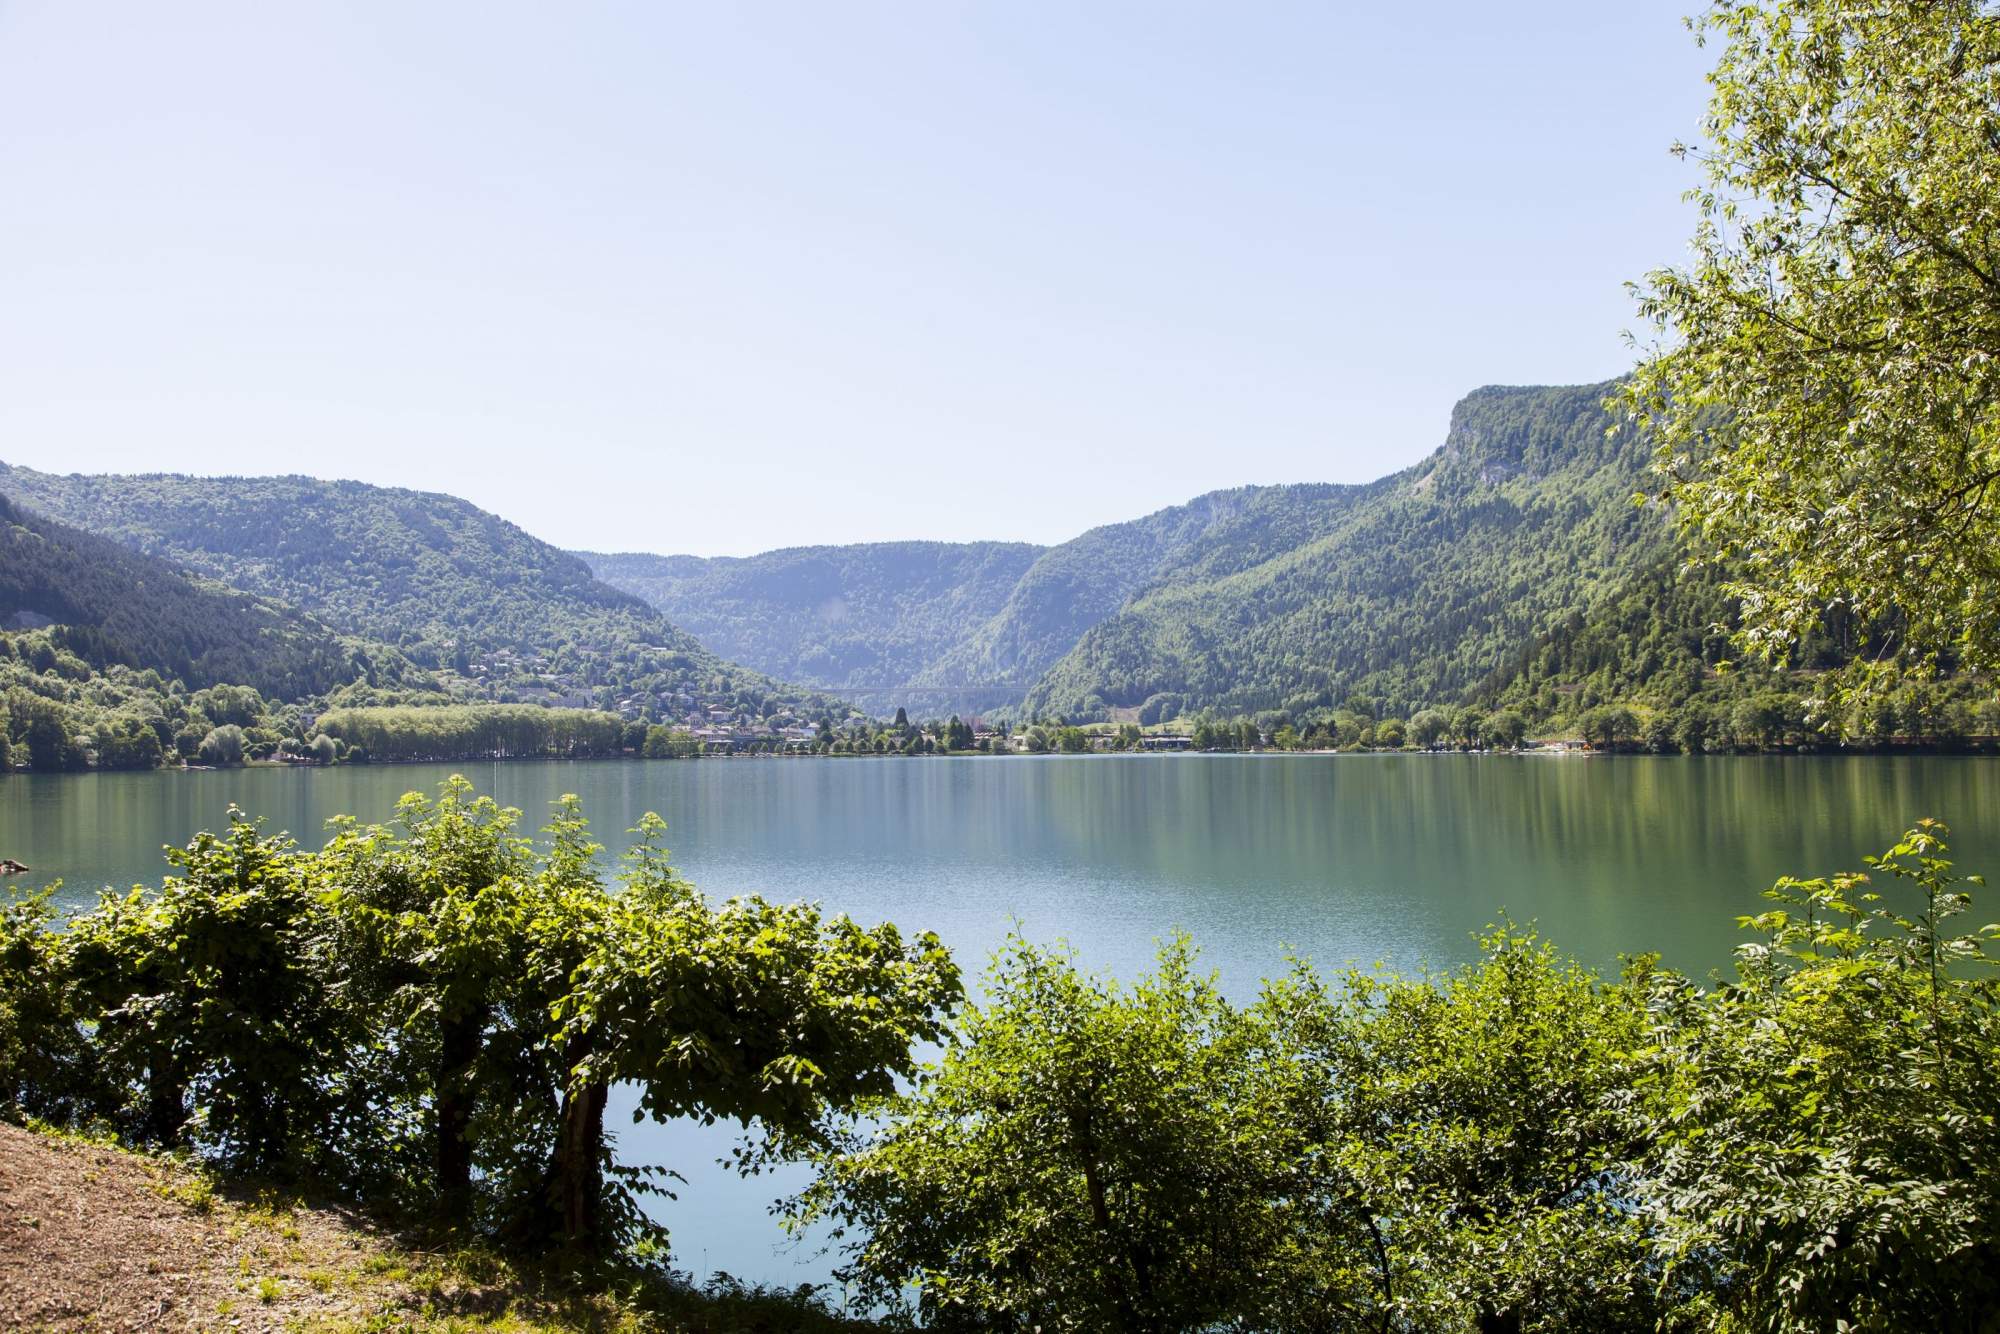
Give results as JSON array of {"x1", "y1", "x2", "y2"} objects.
[{"x1": 0, "y1": 2, "x2": 1709, "y2": 558}]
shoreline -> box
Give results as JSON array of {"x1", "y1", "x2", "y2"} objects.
[{"x1": 5, "y1": 744, "x2": 1996, "y2": 783}]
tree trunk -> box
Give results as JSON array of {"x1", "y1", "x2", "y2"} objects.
[
  {"x1": 1070, "y1": 1105, "x2": 1151, "y2": 1334},
  {"x1": 434, "y1": 1002, "x2": 488, "y2": 1223},
  {"x1": 146, "y1": 1059, "x2": 185, "y2": 1147},
  {"x1": 551, "y1": 1073, "x2": 609, "y2": 1252}
]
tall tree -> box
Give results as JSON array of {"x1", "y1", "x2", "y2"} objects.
[{"x1": 1629, "y1": 0, "x2": 2000, "y2": 697}]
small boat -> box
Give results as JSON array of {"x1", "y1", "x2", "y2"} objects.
[{"x1": 0, "y1": 859, "x2": 30, "y2": 875}]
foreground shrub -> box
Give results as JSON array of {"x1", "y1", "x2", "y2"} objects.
[
  {"x1": 799, "y1": 829, "x2": 1997, "y2": 1333},
  {"x1": 1636, "y1": 821, "x2": 2000, "y2": 1331},
  {"x1": 796, "y1": 937, "x2": 1310, "y2": 1331},
  {"x1": 800, "y1": 929, "x2": 1691, "y2": 1332}
]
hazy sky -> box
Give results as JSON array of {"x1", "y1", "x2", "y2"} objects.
[{"x1": 0, "y1": 3, "x2": 1710, "y2": 558}]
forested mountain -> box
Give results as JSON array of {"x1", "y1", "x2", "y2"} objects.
[
  {"x1": 581, "y1": 542, "x2": 1045, "y2": 714},
  {"x1": 0, "y1": 462, "x2": 837, "y2": 719},
  {"x1": 916, "y1": 483, "x2": 1369, "y2": 706},
  {"x1": 590, "y1": 485, "x2": 1372, "y2": 715},
  {"x1": 587, "y1": 383, "x2": 1659, "y2": 723},
  {"x1": 1, "y1": 491, "x2": 411, "y2": 699},
  {"x1": 1020, "y1": 382, "x2": 1663, "y2": 719}
]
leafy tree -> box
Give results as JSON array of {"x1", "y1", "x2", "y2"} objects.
[
  {"x1": 0, "y1": 886, "x2": 102, "y2": 1123},
  {"x1": 197, "y1": 724, "x2": 245, "y2": 766},
  {"x1": 1263, "y1": 929, "x2": 1682, "y2": 1333},
  {"x1": 1673, "y1": 703, "x2": 1714, "y2": 755},
  {"x1": 93, "y1": 715, "x2": 163, "y2": 770},
  {"x1": 317, "y1": 779, "x2": 535, "y2": 1218},
  {"x1": 61, "y1": 814, "x2": 359, "y2": 1175},
  {"x1": 9, "y1": 689, "x2": 79, "y2": 771},
  {"x1": 1730, "y1": 690, "x2": 1794, "y2": 750},
  {"x1": 641, "y1": 724, "x2": 699, "y2": 759},
  {"x1": 1481, "y1": 709, "x2": 1527, "y2": 750},
  {"x1": 1409, "y1": 708, "x2": 1450, "y2": 748},
  {"x1": 537, "y1": 811, "x2": 961, "y2": 1253},
  {"x1": 797, "y1": 938, "x2": 1311, "y2": 1332},
  {"x1": 1627, "y1": 0, "x2": 2000, "y2": 695},
  {"x1": 1580, "y1": 705, "x2": 1638, "y2": 750},
  {"x1": 1634, "y1": 822, "x2": 2000, "y2": 1329}
]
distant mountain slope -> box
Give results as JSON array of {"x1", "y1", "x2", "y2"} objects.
[
  {"x1": 915, "y1": 484, "x2": 1369, "y2": 703},
  {"x1": 1022, "y1": 382, "x2": 1666, "y2": 719},
  {"x1": 0, "y1": 463, "x2": 832, "y2": 716},
  {"x1": 0, "y1": 490, "x2": 412, "y2": 699},
  {"x1": 581, "y1": 542, "x2": 1044, "y2": 712},
  {"x1": 580, "y1": 383, "x2": 1655, "y2": 722},
  {"x1": 588, "y1": 486, "x2": 1373, "y2": 716}
]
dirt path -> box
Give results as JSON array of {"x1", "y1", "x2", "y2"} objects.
[{"x1": 0, "y1": 1122, "x2": 412, "y2": 1331}]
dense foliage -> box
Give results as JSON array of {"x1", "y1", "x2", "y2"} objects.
[
  {"x1": 1464, "y1": 554, "x2": 2000, "y2": 748},
  {"x1": 315, "y1": 704, "x2": 630, "y2": 763},
  {"x1": 797, "y1": 825, "x2": 1999, "y2": 1332},
  {"x1": 1638, "y1": 823, "x2": 2000, "y2": 1329},
  {"x1": 1628, "y1": 0, "x2": 2000, "y2": 700},
  {"x1": 0, "y1": 780, "x2": 959, "y2": 1258}
]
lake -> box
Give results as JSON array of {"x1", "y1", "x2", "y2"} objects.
[{"x1": 5, "y1": 752, "x2": 1995, "y2": 1294}]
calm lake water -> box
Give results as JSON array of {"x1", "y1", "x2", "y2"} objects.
[{"x1": 5, "y1": 753, "x2": 1996, "y2": 1292}]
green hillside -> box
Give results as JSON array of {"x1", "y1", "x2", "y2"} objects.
[
  {"x1": 916, "y1": 484, "x2": 1368, "y2": 705},
  {"x1": 1022, "y1": 382, "x2": 1665, "y2": 720},
  {"x1": 1, "y1": 491, "x2": 409, "y2": 700},
  {"x1": 581, "y1": 542, "x2": 1044, "y2": 713},
  {"x1": 1, "y1": 489, "x2": 440, "y2": 770},
  {"x1": 0, "y1": 463, "x2": 838, "y2": 721},
  {"x1": 579, "y1": 383, "x2": 1664, "y2": 725}
]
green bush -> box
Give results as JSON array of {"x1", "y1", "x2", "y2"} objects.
[{"x1": 799, "y1": 827, "x2": 1999, "y2": 1333}]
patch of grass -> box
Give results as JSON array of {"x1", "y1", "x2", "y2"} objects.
[
  {"x1": 22, "y1": 1116, "x2": 122, "y2": 1149},
  {"x1": 154, "y1": 1172, "x2": 216, "y2": 1214},
  {"x1": 258, "y1": 1275, "x2": 282, "y2": 1304}
]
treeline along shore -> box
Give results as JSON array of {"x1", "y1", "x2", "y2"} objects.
[{"x1": 6, "y1": 693, "x2": 2000, "y2": 775}]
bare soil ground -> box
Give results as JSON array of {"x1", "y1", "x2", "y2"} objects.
[
  {"x1": 0, "y1": 1122, "x2": 872, "y2": 1333},
  {"x1": 0, "y1": 1122, "x2": 422, "y2": 1331}
]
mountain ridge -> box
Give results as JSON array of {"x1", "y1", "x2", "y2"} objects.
[
  {"x1": 586, "y1": 381, "x2": 1654, "y2": 721},
  {"x1": 0, "y1": 460, "x2": 844, "y2": 721},
  {"x1": 0, "y1": 490, "x2": 420, "y2": 701}
]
